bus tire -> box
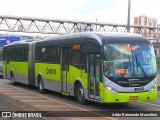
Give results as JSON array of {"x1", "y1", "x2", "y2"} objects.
[
  {"x1": 10, "y1": 73, "x2": 16, "y2": 85},
  {"x1": 75, "y1": 83, "x2": 86, "y2": 105},
  {"x1": 38, "y1": 77, "x2": 45, "y2": 93}
]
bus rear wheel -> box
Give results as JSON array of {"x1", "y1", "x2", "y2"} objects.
[
  {"x1": 38, "y1": 77, "x2": 45, "y2": 93},
  {"x1": 75, "y1": 83, "x2": 86, "y2": 104}
]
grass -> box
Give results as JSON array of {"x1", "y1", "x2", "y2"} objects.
[{"x1": 156, "y1": 57, "x2": 160, "y2": 67}]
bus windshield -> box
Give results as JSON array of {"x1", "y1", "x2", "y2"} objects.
[{"x1": 103, "y1": 43, "x2": 157, "y2": 79}]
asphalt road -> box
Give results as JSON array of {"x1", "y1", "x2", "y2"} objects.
[{"x1": 0, "y1": 78, "x2": 159, "y2": 120}]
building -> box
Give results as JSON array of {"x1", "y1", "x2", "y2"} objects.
[
  {"x1": 134, "y1": 15, "x2": 158, "y2": 42},
  {"x1": 153, "y1": 42, "x2": 160, "y2": 57},
  {"x1": 157, "y1": 24, "x2": 160, "y2": 39}
]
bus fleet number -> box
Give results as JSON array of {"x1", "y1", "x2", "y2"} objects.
[{"x1": 134, "y1": 87, "x2": 144, "y2": 91}]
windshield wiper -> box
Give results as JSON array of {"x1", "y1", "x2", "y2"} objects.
[
  {"x1": 120, "y1": 55, "x2": 131, "y2": 78},
  {"x1": 135, "y1": 55, "x2": 148, "y2": 78}
]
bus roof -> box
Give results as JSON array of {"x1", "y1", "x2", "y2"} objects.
[
  {"x1": 4, "y1": 32, "x2": 150, "y2": 48},
  {"x1": 42, "y1": 32, "x2": 149, "y2": 45}
]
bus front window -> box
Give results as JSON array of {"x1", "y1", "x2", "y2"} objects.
[{"x1": 103, "y1": 43, "x2": 157, "y2": 85}]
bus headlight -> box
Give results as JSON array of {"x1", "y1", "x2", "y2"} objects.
[
  {"x1": 106, "y1": 86, "x2": 112, "y2": 91},
  {"x1": 106, "y1": 86, "x2": 118, "y2": 94},
  {"x1": 149, "y1": 84, "x2": 157, "y2": 92}
]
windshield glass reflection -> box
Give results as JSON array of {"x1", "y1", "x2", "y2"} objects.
[{"x1": 103, "y1": 44, "x2": 157, "y2": 79}]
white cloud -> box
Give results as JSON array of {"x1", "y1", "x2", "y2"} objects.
[
  {"x1": 0, "y1": 0, "x2": 159, "y2": 25},
  {"x1": 131, "y1": 0, "x2": 160, "y2": 22}
]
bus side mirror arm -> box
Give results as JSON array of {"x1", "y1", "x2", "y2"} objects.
[{"x1": 100, "y1": 52, "x2": 105, "y2": 59}]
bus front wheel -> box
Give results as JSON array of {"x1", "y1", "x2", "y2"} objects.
[
  {"x1": 75, "y1": 83, "x2": 86, "y2": 104},
  {"x1": 38, "y1": 77, "x2": 45, "y2": 93}
]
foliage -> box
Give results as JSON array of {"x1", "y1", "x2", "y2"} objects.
[{"x1": 156, "y1": 57, "x2": 160, "y2": 67}]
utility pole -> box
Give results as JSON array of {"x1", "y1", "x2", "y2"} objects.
[{"x1": 127, "y1": 0, "x2": 131, "y2": 32}]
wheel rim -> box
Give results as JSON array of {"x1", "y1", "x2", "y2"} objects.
[
  {"x1": 11, "y1": 75, "x2": 14, "y2": 83},
  {"x1": 78, "y1": 87, "x2": 84, "y2": 100},
  {"x1": 39, "y1": 80, "x2": 43, "y2": 90},
  {"x1": 11, "y1": 77, "x2": 13, "y2": 83}
]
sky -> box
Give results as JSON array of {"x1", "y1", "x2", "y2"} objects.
[{"x1": 0, "y1": 0, "x2": 159, "y2": 25}]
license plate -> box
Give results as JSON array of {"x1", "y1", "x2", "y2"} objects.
[{"x1": 129, "y1": 96, "x2": 138, "y2": 100}]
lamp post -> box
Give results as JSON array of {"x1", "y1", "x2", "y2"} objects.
[{"x1": 127, "y1": 0, "x2": 131, "y2": 32}]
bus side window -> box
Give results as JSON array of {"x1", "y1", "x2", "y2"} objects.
[
  {"x1": 81, "y1": 45, "x2": 86, "y2": 70},
  {"x1": 43, "y1": 45, "x2": 60, "y2": 63},
  {"x1": 0, "y1": 46, "x2": 3, "y2": 61},
  {"x1": 36, "y1": 46, "x2": 46, "y2": 62},
  {"x1": 49, "y1": 46, "x2": 60, "y2": 63},
  {"x1": 6, "y1": 50, "x2": 9, "y2": 64},
  {"x1": 70, "y1": 43, "x2": 86, "y2": 69},
  {"x1": 71, "y1": 44, "x2": 81, "y2": 68},
  {"x1": 71, "y1": 50, "x2": 80, "y2": 65}
]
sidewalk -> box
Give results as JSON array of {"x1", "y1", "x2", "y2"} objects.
[{"x1": 0, "y1": 83, "x2": 111, "y2": 120}]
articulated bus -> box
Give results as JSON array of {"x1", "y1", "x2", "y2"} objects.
[{"x1": 2, "y1": 32, "x2": 157, "y2": 104}]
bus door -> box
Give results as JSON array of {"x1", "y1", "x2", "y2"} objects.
[
  {"x1": 88, "y1": 53, "x2": 101, "y2": 100},
  {"x1": 61, "y1": 47, "x2": 70, "y2": 93}
]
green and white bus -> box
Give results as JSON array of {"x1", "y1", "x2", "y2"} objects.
[{"x1": 2, "y1": 32, "x2": 157, "y2": 104}]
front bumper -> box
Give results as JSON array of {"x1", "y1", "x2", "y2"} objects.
[{"x1": 102, "y1": 88, "x2": 157, "y2": 103}]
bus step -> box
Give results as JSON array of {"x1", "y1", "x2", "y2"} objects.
[
  {"x1": 87, "y1": 98, "x2": 102, "y2": 103},
  {"x1": 62, "y1": 92, "x2": 69, "y2": 96}
]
